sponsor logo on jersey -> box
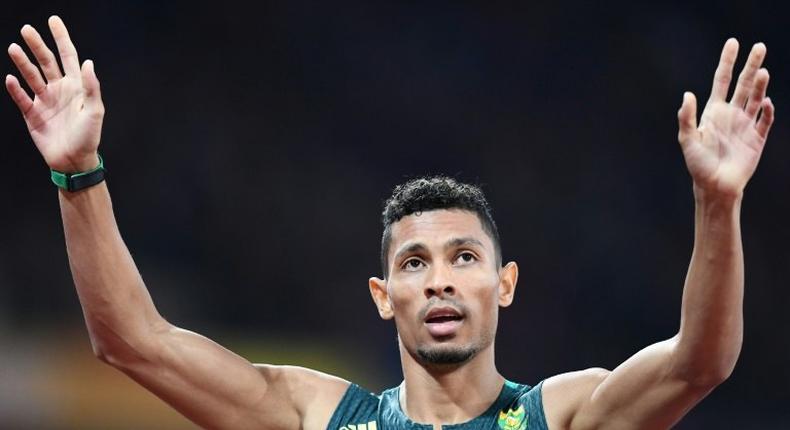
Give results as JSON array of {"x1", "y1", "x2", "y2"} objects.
[
  {"x1": 339, "y1": 421, "x2": 377, "y2": 430},
  {"x1": 498, "y1": 404, "x2": 527, "y2": 430}
]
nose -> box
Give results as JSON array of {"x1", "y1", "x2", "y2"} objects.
[{"x1": 424, "y1": 264, "x2": 456, "y2": 299}]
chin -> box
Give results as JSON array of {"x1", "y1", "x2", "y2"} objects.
[{"x1": 416, "y1": 343, "x2": 479, "y2": 366}]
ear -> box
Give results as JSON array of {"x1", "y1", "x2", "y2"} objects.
[
  {"x1": 369, "y1": 276, "x2": 394, "y2": 319},
  {"x1": 497, "y1": 262, "x2": 519, "y2": 307}
]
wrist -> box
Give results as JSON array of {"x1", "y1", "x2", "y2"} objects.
[
  {"x1": 692, "y1": 183, "x2": 744, "y2": 207},
  {"x1": 693, "y1": 190, "x2": 742, "y2": 222},
  {"x1": 64, "y1": 153, "x2": 101, "y2": 173},
  {"x1": 51, "y1": 154, "x2": 106, "y2": 192}
]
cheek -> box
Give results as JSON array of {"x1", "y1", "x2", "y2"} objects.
[
  {"x1": 466, "y1": 273, "x2": 501, "y2": 315},
  {"x1": 387, "y1": 279, "x2": 418, "y2": 305},
  {"x1": 386, "y1": 281, "x2": 422, "y2": 326},
  {"x1": 476, "y1": 289, "x2": 499, "y2": 316}
]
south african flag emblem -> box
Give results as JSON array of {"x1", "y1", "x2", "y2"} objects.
[{"x1": 498, "y1": 405, "x2": 527, "y2": 430}]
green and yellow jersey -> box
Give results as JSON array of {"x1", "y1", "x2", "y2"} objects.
[{"x1": 327, "y1": 380, "x2": 548, "y2": 430}]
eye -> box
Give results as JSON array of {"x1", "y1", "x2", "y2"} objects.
[
  {"x1": 402, "y1": 258, "x2": 425, "y2": 271},
  {"x1": 454, "y1": 251, "x2": 477, "y2": 266}
]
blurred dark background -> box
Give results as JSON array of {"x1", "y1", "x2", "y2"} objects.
[{"x1": 2, "y1": 1, "x2": 788, "y2": 428}]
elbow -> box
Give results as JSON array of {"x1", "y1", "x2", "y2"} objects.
[
  {"x1": 86, "y1": 317, "x2": 169, "y2": 369},
  {"x1": 90, "y1": 334, "x2": 153, "y2": 369},
  {"x1": 91, "y1": 341, "x2": 111, "y2": 364},
  {"x1": 672, "y1": 336, "x2": 740, "y2": 388},
  {"x1": 682, "y1": 363, "x2": 735, "y2": 389},
  {"x1": 91, "y1": 340, "x2": 133, "y2": 368},
  {"x1": 675, "y1": 353, "x2": 739, "y2": 388}
]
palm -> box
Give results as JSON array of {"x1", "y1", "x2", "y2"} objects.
[
  {"x1": 682, "y1": 102, "x2": 766, "y2": 194},
  {"x1": 677, "y1": 39, "x2": 774, "y2": 198},
  {"x1": 25, "y1": 76, "x2": 101, "y2": 170},
  {"x1": 5, "y1": 16, "x2": 104, "y2": 173}
]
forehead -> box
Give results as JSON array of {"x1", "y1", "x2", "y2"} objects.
[{"x1": 389, "y1": 209, "x2": 492, "y2": 254}]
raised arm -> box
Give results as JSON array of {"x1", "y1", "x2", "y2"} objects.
[
  {"x1": 542, "y1": 39, "x2": 775, "y2": 430},
  {"x1": 6, "y1": 16, "x2": 347, "y2": 430}
]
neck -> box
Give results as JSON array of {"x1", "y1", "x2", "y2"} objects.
[{"x1": 398, "y1": 340, "x2": 504, "y2": 427}]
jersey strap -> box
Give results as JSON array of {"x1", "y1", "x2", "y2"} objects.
[{"x1": 326, "y1": 383, "x2": 380, "y2": 430}]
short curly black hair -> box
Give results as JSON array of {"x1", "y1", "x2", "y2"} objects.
[{"x1": 380, "y1": 176, "x2": 501, "y2": 277}]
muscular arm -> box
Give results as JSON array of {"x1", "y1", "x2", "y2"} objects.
[
  {"x1": 7, "y1": 16, "x2": 348, "y2": 430},
  {"x1": 675, "y1": 190, "x2": 744, "y2": 384},
  {"x1": 544, "y1": 39, "x2": 775, "y2": 430},
  {"x1": 62, "y1": 182, "x2": 347, "y2": 429},
  {"x1": 546, "y1": 195, "x2": 743, "y2": 430}
]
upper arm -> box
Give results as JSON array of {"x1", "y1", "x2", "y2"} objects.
[
  {"x1": 254, "y1": 364, "x2": 351, "y2": 430},
  {"x1": 543, "y1": 338, "x2": 719, "y2": 430},
  {"x1": 106, "y1": 324, "x2": 349, "y2": 430}
]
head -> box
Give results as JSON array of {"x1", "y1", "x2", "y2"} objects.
[{"x1": 369, "y1": 177, "x2": 518, "y2": 369}]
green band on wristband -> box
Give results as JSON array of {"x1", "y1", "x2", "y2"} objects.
[{"x1": 50, "y1": 155, "x2": 106, "y2": 191}]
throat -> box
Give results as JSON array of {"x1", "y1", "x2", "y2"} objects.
[{"x1": 398, "y1": 372, "x2": 506, "y2": 427}]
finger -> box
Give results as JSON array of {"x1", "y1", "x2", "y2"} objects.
[
  {"x1": 5, "y1": 74, "x2": 34, "y2": 114},
  {"x1": 756, "y1": 97, "x2": 774, "y2": 139},
  {"x1": 745, "y1": 68, "x2": 769, "y2": 120},
  {"x1": 81, "y1": 59, "x2": 104, "y2": 114},
  {"x1": 731, "y1": 42, "x2": 766, "y2": 107},
  {"x1": 47, "y1": 15, "x2": 80, "y2": 77},
  {"x1": 709, "y1": 38, "x2": 739, "y2": 103},
  {"x1": 678, "y1": 91, "x2": 699, "y2": 147},
  {"x1": 20, "y1": 24, "x2": 63, "y2": 82},
  {"x1": 7, "y1": 43, "x2": 47, "y2": 94}
]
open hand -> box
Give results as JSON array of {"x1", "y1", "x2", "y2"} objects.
[
  {"x1": 677, "y1": 39, "x2": 775, "y2": 199},
  {"x1": 5, "y1": 15, "x2": 103, "y2": 173}
]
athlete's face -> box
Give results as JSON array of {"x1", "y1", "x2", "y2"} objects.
[{"x1": 369, "y1": 209, "x2": 518, "y2": 367}]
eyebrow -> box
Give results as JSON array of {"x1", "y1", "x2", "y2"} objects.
[
  {"x1": 446, "y1": 237, "x2": 484, "y2": 249},
  {"x1": 393, "y1": 237, "x2": 485, "y2": 263}
]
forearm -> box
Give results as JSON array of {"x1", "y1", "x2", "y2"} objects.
[
  {"x1": 674, "y1": 187, "x2": 744, "y2": 384},
  {"x1": 60, "y1": 181, "x2": 167, "y2": 358}
]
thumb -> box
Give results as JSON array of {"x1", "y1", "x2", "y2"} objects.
[
  {"x1": 677, "y1": 91, "x2": 698, "y2": 147},
  {"x1": 81, "y1": 59, "x2": 104, "y2": 114}
]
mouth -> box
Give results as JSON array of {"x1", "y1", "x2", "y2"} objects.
[{"x1": 424, "y1": 307, "x2": 465, "y2": 337}]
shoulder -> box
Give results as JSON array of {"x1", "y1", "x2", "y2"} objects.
[
  {"x1": 541, "y1": 368, "x2": 611, "y2": 430},
  {"x1": 501, "y1": 381, "x2": 550, "y2": 430},
  {"x1": 254, "y1": 364, "x2": 352, "y2": 430},
  {"x1": 328, "y1": 381, "x2": 383, "y2": 430}
]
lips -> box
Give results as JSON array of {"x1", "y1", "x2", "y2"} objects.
[{"x1": 424, "y1": 306, "x2": 464, "y2": 337}]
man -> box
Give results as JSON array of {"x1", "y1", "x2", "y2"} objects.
[{"x1": 5, "y1": 15, "x2": 774, "y2": 430}]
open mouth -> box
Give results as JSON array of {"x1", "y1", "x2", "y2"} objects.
[
  {"x1": 424, "y1": 307, "x2": 465, "y2": 337},
  {"x1": 425, "y1": 314, "x2": 464, "y2": 324}
]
